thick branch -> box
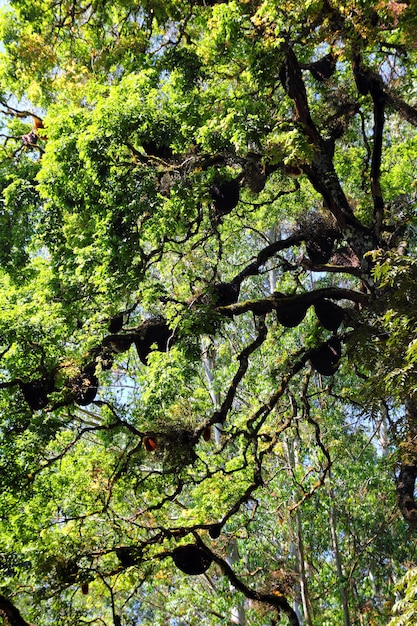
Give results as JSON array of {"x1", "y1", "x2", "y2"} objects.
[
  {"x1": 279, "y1": 45, "x2": 376, "y2": 259},
  {"x1": 396, "y1": 464, "x2": 417, "y2": 528},
  {"x1": 370, "y1": 102, "x2": 385, "y2": 239},
  {"x1": 0, "y1": 596, "x2": 32, "y2": 626},
  {"x1": 386, "y1": 91, "x2": 417, "y2": 127},
  {"x1": 279, "y1": 45, "x2": 315, "y2": 138},
  {"x1": 353, "y1": 54, "x2": 386, "y2": 239},
  {"x1": 219, "y1": 287, "x2": 369, "y2": 317},
  {"x1": 234, "y1": 233, "x2": 306, "y2": 284},
  {"x1": 246, "y1": 351, "x2": 309, "y2": 435}
]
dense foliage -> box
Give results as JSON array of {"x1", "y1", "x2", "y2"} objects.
[{"x1": 0, "y1": 0, "x2": 416, "y2": 624}]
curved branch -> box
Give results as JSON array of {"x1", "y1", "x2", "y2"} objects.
[
  {"x1": 234, "y1": 233, "x2": 306, "y2": 284},
  {"x1": 194, "y1": 536, "x2": 300, "y2": 626},
  {"x1": 352, "y1": 54, "x2": 386, "y2": 239},
  {"x1": 212, "y1": 316, "x2": 268, "y2": 425},
  {"x1": 369, "y1": 87, "x2": 385, "y2": 240},
  {"x1": 0, "y1": 596, "x2": 32, "y2": 626}
]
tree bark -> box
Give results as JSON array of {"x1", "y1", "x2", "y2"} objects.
[
  {"x1": 396, "y1": 399, "x2": 417, "y2": 528},
  {"x1": 294, "y1": 507, "x2": 313, "y2": 626},
  {"x1": 0, "y1": 596, "x2": 32, "y2": 626},
  {"x1": 197, "y1": 536, "x2": 300, "y2": 626}
]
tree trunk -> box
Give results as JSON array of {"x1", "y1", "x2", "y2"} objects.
[
  {"x1": 202, "y1": 341, "x2": 246, "y2": 624},
  {"x1": 267, "y1": 227, "x2": 280, "y2": 294},
  {"x1": 328, "y1": 486, "x2": 351, "y2": 626},
  {"x1": 294, "y1": 507, "x2": 313, "y2": 626},
  {"x1": 227, "y1": 539, "x2": 247, "y2": 625},
  {"x1": 378, "y1": 404, "x2": 390, "y2": 456},
  {"x1": 396, "y1": 399, "x2": 417, "y2": 528},
  {"x1": 0, "y1": 596, "x2": 32, "y2": 626},
  {"x1": 284, "y1": 436, "x2": 313, "y2": 625},
  {"x1": 202, "y1": 338, "x2": 222, "y2": 445}
]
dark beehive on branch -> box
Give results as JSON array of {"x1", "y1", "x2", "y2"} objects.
[
  {"x1": 108, "y1": 313, "x2": 124, "y2": 333},
  {"x1": 134, "y1": 318, "x2": 174, "y2": 365},
  {"x1": 308, "y1": 53, "x2": 336, "y2": 82},
  {"x1": 142, "y1": 139, "x2": 173, "y2": 160},
  {"x1": 306, "y1": 232, "x2": 335, "y2": 264},
  {"x1": 20, "y1": 378, "x2": 52, "y2": 410},
  {"x1": 73, "y1": 366, "x2": 99, "y2": 406},
  {"x1": 310, "y1": 337, "x2": 342, "y2": 376},
  {"x1": 214, "y1": 281, "x2": 240, "y2": 307},
  {"x1": 116, "y1": 546, "x2": 142, "y2": 567},
  {"x1": 314, "y1": 299, "x2": 344, "y2": 331},
  {"x1": 276, "y1": 299, "x2": 309, "y2": 328},
  {"x1": 203, "y1": 426, "x2": 211, "y2": 442},
  {"x1": 209, "y1": 523, "x2": 222, "y2": 539},
  {"x1": 172, "y1": 544, "x2": 212, "y2": 575},
  {"x1": 210, "y1": 178, "x2": 240, "y2": 216}
]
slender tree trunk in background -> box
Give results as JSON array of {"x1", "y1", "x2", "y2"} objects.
[
  {"x1": 267, "y1": 227, "x2": 280, "y2": 295},
  {"x1": 289, "y1": 540, "x2": 305, "y2": 626},
  {"x1": 284, "y1": 436, "x2": 313, "y2": 626},
  {"x1": 227, "y1": 539, "x2": 247, "y2": 625},
  {"x1": 202, "y1": 340, "x2": 246, "y2": 624},
  {"x1": 294, "y1": 507, "x2": 313, "y2": 626},
  {"x1": 202, "y1": 338, "x2": 222, "y2": 445},
  {"x1": 378, "y1": 404, "x2": 390, "y2": 456},
  {"x1": 328, "y1": 486, "x2": 351, "y2": 626}
]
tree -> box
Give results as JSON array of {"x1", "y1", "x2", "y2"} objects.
[{"x1": 0, "y1": 0, "x2": 415, "y2": 624}]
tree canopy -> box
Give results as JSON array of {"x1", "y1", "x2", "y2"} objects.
[{"x1": 0, "y1": 0, "x2": 416, "y2": 624}]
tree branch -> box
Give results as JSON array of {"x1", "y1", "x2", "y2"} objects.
[
  {"x1": 194, "y1": 536, "x2": 300, "y2": 626},
  {"x1": 279, "y1": 45, "x2": 376, "y2": 259},
  {"x1": 211, "y1": 316, "x2": 268, "y2": 426},
  {"x1": 386, "y1": 91, "x2": 417, "y2": 126},
  {"x1": 0, "y1": 596, "x2": 32, "y2": 626},
  {"x1": 219, "y1": 287, "x2": 369, "y2": 317}
]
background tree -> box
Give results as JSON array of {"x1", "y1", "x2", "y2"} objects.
[{"x1": 0, "y1": 0, "x2": 416, "y2": 624}]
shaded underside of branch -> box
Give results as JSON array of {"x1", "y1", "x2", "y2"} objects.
[{"x1": 0, "y1": 595, "x2": 32, "y2": 626}]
